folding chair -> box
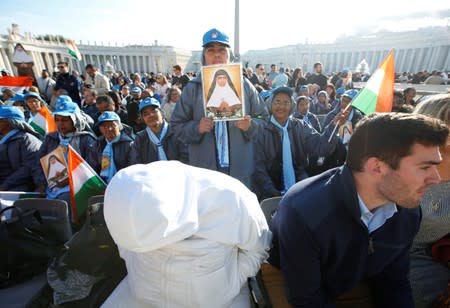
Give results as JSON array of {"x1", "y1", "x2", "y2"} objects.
[
  {"x1": 260, "y1": 196, "x2": 283, "y2": 225},
  {"x1": 13, "y1": 198, "x2": 72, "y2": 243},
  {"x1": 0, "y1": 198, "x2": 72, "y2": 307}
]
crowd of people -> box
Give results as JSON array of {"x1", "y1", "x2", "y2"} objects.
[{"x1": 1, "y1": 27, "x2": 449, "y2": 308}]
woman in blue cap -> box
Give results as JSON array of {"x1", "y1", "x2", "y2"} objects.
[
  {"x1": 253, "y1": 86, "x2": 341, "y2": 200},
  {"x1": 0, "y1": 105, "x2": 42, "y2": 191},
  {"x1": 96, "y1": 111, "x2": 133, "y2": 183},
  {"x1": 36, "y1": 95, "x2": 99, "y2": 206},
  {"x1": 170, "y1": 28, "x2": 268, "y2": 189},
  {"x1": 130, "y1": 97, "x2": 187, "y2": 164}
]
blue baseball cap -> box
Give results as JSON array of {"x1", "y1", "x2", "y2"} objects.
[
  {"x1": 0, "y1": 106, "x2": 25, "y2": 121},
  {"x1": 10, "y1": 93, "x2": 25, "y2": 102},
  {"x1": 202, "y1": 28, "x2": 230, "y2": 47},
  {"x1": 24, "y1": 92, "x2": 45, "y2": 103},
  {"x1": 53, "y1": 95, "x2": 80, "y2": 116},
  {"x1": 272, "y1": 86, "x2": 293, "y2": 98},
  {"x1": 298, "y1": 85, "x2": 309, "y2": 92},
  {"x1": 336, "y1": 87, "x2": 346, "y2": 95},
  {"x1": 342, "y1": 89, "x2": 358, "y2": 100},
  {"x1": 130, "y1": 87, "x2": 142, "y2": 94},
  {"x1": 98, "y1": 111, "x2": 121, "y2": 124},
  {"x1": 259, "y1": 90, "x2": 272, "y2": 100},
  {"x1": 139, "y1": 97, "x2": 160, "y2": 112}
]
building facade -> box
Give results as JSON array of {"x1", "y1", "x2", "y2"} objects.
[
  {"x1": 0, "y1": 24, "x2": 192, "y2": 78},
  {"x1": 1, "y1": 24, "x2": 448, "y2": 79},
  {"x1": 241, "y1": 27, "x2": 450, "y2": 74}
]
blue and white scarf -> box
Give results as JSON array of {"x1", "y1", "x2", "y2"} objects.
[
  {"x1": 215, "y1": 121, "x2": 229, "y2": 168},
  {"x1": 0, "y1": 129, "x2": 19, "y2": 144},
  {"x1": 100, "y1": 135, "x2": 121, "y2": 183},
  {"x1": 145, "y1": 121, "x2": 169, "y2": 161},
  {"x1": 270, "y1": 116, "x2": 295, "y2": 194}
]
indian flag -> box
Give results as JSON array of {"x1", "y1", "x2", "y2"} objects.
[
  {"x1": 29, "y1": 104, "x2": 57, "y2": 136},
  {"x1": 67, "y1": 39, "x2": 82, "y2": 61},
  {"x1": 67, "y1": 145, "x2": 106, "y2": 223},
  {"x1": 351, "y1": 49, "x2": 395, "y2": 115},
  {"x1": 0, "y1": 76, "x2": 32, "y2": 94}
]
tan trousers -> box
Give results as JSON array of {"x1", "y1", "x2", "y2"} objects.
[{"x1": 260, "y1": 263, "x2": 374, "y2": 308}]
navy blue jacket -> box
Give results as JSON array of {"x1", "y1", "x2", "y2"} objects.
[
  {"x1": 96, "y1": 132, "x2": 133, "y2": 172},
  {"x1": 0, "y1": 131, "x2": 42, "y2": 191},
  {"x1": 253, "y1": 118, "x2": 337, "y2": 200},
  {"x1": 54, "y1": 73, "x2": 82, "y2": 104},
  {"x1": 270, "y1": 165, "x2": 420, "y2": 307},
  {"x1": 293, "y1": 112, "x2": 322, "y2": 132},
  {"x1": 130, "y1": 127, "x2": 188, "y2": 165}
]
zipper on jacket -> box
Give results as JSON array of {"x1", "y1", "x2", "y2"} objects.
[{"x1": 368, "y1": 236, "x2": 374, "y2": 255}]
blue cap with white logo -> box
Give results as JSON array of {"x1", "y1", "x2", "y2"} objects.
[
  {"x1": 342, "y1": 89, "x2": 358, "y2": 100},
  {"x1": 202, "y1": 28, "x2": 230, "y2": 47},
  {"x1": 53, "y1": 95, "x2": 80, "y2": 116},
  {"x1": 139, "y1": 97, "x2": 161, "y2": 112},
  {"x1": 98, "y1": 111, "x2": 121, "y2": 124},
  {"x1": 131, "y1": 87, "x2": 142, "y2": 94}
]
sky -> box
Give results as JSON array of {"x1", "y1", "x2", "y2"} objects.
[{"x1": 1, "y1": 0, "x2": 449, "y2": 54}]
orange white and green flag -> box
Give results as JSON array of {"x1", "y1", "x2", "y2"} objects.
[
  {"x1": 67, "y1": 145, "x2": 106, "y2": 223},
  {"x1": 29, "y1": 104, "x2": 57, "y2": 136},
  {"x1": 67, "y1": 39, "x2": 82, "y2": 61},
  {"x1": 0, "y1": 76, "x2": 32, "y2": 94},
  {"x1": 351, "y1": 49, "x2": 395, "y2": 115}
]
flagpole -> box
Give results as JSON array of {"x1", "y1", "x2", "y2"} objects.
[{"x1": 327, "y1": 101, "x2": 353, "y2": 143}]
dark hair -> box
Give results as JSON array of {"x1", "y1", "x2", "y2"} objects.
[
  {"x1": 347, "y1": 112, "x2": 449, "y2": 171},
  {"x1": 403, "y1": 87, "x2": 416, "y2": 95},
  {"x1": 314, "y1": 62, "x2": 322, "y2": 69},
  {"x1": 85, "y1": 64, "x2": 97, "y2": 70},
  {"x1": 96, "y1": 95, "x2": 114, "y2": 107},
  {"x1": 173, "y1": 65, "x2": 181, "y2": 71},
  {"x1": 106, "y1": 91, "x2": 121, "y2": 107}
]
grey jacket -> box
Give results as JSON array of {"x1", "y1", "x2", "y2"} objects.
[{"x1": 170, "y1": 75, "x2": 268, "y2": 188}]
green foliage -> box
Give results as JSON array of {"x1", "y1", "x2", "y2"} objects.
[{"x1": 35, "y1": 34, "x2": 67, "y2": 43}]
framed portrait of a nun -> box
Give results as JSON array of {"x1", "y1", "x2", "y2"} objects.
[{"x1": 201, "y1": 63, "x2": 244, "y2": 121}]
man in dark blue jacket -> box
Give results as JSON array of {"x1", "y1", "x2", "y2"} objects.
[
  {"x1": 270, "y1": 113, "x2": 449, "y2": 307},
  {"x1": 54, "y1": 61, "x2": 82, "y2": 106}
]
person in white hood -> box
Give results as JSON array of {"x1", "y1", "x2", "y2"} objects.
[{"x1": 102, "y1": 160, "x2": 271, "y2": 308}]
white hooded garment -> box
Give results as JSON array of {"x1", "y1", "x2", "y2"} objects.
[{"x1": 102, "y1": 161, "x2": 271, "y2": 308}]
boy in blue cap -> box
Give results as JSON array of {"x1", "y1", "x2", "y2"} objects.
[{"x1": 170, "y1": 28, "x2": 268, "y2": 189}]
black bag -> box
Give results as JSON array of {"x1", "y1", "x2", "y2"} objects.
[
  {"x1": 0, "y1": 205, "x2": 64, "y2": 288},
  {"x1": 47, "y1": 202, "x2": 126, "y2": 306},
  {"x1": 61, "y1": 202, "x2": 125, "y2": 276}
]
